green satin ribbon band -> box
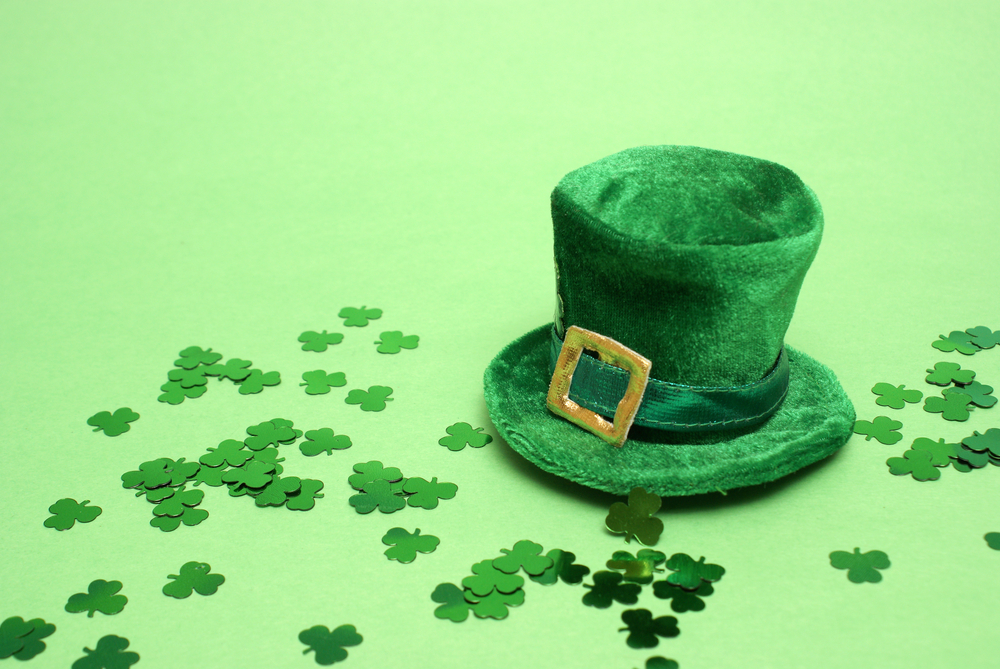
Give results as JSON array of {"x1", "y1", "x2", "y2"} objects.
[{"x1": 548, "y1": 328, "x2": 790, "y2": 432}]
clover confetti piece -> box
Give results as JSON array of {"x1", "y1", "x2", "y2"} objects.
[
  {"x1": 985, "y1": 533, "x2": 1000, "y2": 550},
  {"x1": 151, "y1": 507, "x2": 209, "y2": 532},
  {"x1": 65, "y1": 580, "x2": 128, "y2": 617},
  {"x1": 966, "y1": 326, "x2": 1000, "y2": 350},
  {"x1": 962, "y1": 429, "x2": 1000, "y2": 457},
  {"x1": 193, "y1": 466, "x2": 226, "y2": 487},
  {"x1": 402, "y1": 477, "x2": 458, "y2": 510},
  {"x1": 582, "y1": 571, "x2": 641, "y2": 609},
  {"x1": 908, "y1": 437, "x2": 959, "y2": 466},
  {"x1": 931, "y1": 331, "x2": 978, "y2": 355},
  {"x1": 174, "y1": 346, "x2": 223, "y2": 369},
  {"x1": 642, "y1": 659, "x2": 679, "y2": 669},
  {"x1": 287, "y1": 479, "x2": 325, "y2": 511},
  {"x1": 121, "y1": 459, "x2": 174, "y2": 494},
  {"x1": 871, "y1": 382, "x2": 922, "y2": 409},
  {"x1": 44, "y1": 498, "x2": 102, "y2": 531},
  {"x1": 485, "y1": 540, "x2": 550, "y2": 577},
  {"x1": 72, "y1": 635, "x2": 139, "y2": 669},
  {"x1": 605, "y1": 487, "x2": 664, "y2": 546},
  {"x1": 158, "y1": 381, "x2": 208, "y2": 404},
  {"x1": 162, "y1": 561, "x2": 225, "y2": 598},
  {"x1": 223, "y1": 461, "x2": 275, "y2": 494},
  {"x1": 465, "y1": 588, "x2": 525, "y2": 620},
  {"x1": 664, "y1": 554, "x2": 725, "y2": 591},
  {"x1": 944, "y1": 381, "x2": 997, "y2": 408},
  {"x1": 462, "y1": 560, "x2": 525, "y2": 596},
  {"x1": 339, "y1": 306, "x2": 382, "y2": 327},
  {"x1": 167, "y1": 367, "x2": 210, "y2": 388},
  {"x1": 87, "y1": 408, "x2": 139, "y2": 436},
  {"x1": 345, "y1": 385, "x2": 394, "y2": 411},
  {"x1": 925, "y1": 362, "x2": 976, "y2": 387},
  {"x1": 606, "y1": 549, "x2": 667, "y2": 584},
  {"x1": 300, "y1": 428, "x2": 352, "y2": 456},
  {"x1": 529, "y1": 549, "x2": 591, "y2": 586},
  {"x1": 298, "y1": 330, "x2": 344, "y2": 352},
  {"x1": 923, "y1": 392, "x2": 974, "y2": 421},
  {"x1": 299, "y1": 624, "x2": 362, "y2": 665},
  {"x1": 439, "y1": 422, "x2": 493, "y2": 451},
  {"x1": 152, "y1": 487, "x2": 205, "y2": 517},
  {"x1": 200, "y1": 439, "x2": 252, "y2": 468},
  {"x1": 255, "y1": 476, "x2": 303, "y2": 507},
  {"x1": 382, "y1": 527, "x2": 440, "y2": 563},
  {"x1": 245, "y1": 420, "x2": 297, "y2": 450},
  {"x1": 0, "y1": 617, "x2": 55, "y2": 661},
  {"x1": 830, "y1": 548, "x2": 890, "y2": 583},
  {"x1": 270, "y1": 417, "x2": 303, "y2": 443},
  {"x1": 852, "y1": 416, "x2": 903, "y2": 444},
  {"x1": 619, "y1": 609, "x2": 680, "y2": 649},
  {"x1": 202, "y1": 358, "x2": 253, "y2": 381},
  {"x1": 301, "y1": 370, "x2": 347, "y2": 395},
  {"x1": 431, "y1": 583, "x2": 474, "y2": 622},
  {"x1": 349, "y1": 479, "x2": 407, "y2": 514},
  {"x1": 236, "y1": 369, "x2": 281, "y2": 394},
  {"x1": 375, "y1": 330, "x2": 419, "y2": 354},
  {"x1": 348, "y1": 461, "x2": 404, "y2": 490},
  {"x1": 652, "y1": 580, "x2": 714, "y2": 613}
]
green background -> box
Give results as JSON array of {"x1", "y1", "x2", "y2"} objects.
[{"x1": 2, "y1": 2, "x2": 998, "y2": 667}]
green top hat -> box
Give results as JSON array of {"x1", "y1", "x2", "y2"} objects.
[{"x1": 484, "y1": 145, "x2": 855, "y2": 497}]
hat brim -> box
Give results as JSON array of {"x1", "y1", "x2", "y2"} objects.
[{"x1": 484, "y1": 324, "x2": 856, "y2": 497}]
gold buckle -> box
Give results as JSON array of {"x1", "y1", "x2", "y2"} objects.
[{"x1": 546, "y1": 325, "x2": 652, "y2": 448}]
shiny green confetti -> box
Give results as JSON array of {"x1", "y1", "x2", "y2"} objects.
[
  {"x1": 582, "y1": 571, "x2": 641, "y2": 608},
  {"x1": 250, "y1": 447, "x2": 284, "y2": 467},
  {"x1": 348, "y1": 461, "x2": 404, "y2": 490},
  {"x1": 299, "y1": 624, "x2": 362, "y2": 665},
  {"x1": 245, "y1": 420, "x2": 296, "y2": 451},
  {"x1": 192, "y1": 466, "x2": 226, "y2": 487},
  {"x1": 382, "y1": 527, "x2": 440, "y2": 563},
  {"x1": 985, "y1": 533, "x2": 1000, "y2": 550},
  {"x1": 664, "y1": 554, "x2": 725, "y2": 591},
  {"x1": 300, "y1": 428, "x2": 352, "y2": 456},
  {"x1": 44, "y1": 498, "x2": 102, "y2": 530},
  {"x1": 966, "y1": 326, "x2": 1000, "y2": 350},
  {"x1": 529, "y1": 549, "x2": 591, "y2": 586},
  {"x1": 830, "y1": 548, "x2": 890, "y2": 583},
  {"x1": 431, "y1": 583, "x2": 473, "y2": 622},
  {"x1": 852, "y1": 416, "x2": 903, "y2": 444},
  {"x1": 951, "y1": 443, "x2": 993, "y2": 470},
  {"x1": 462, "y1": 559, "x2": 525, "y2": 596},
  {"x1": 174, "y1": 346, "x2": 222, "y2": 369},
  {"x1": 255, "y1": 476, "x2": 302, "y2": 507},
  {"x1": 642, "y1": 659, "x2": 679, "y2": 669},
  {"x1": 287, "y1": 479, "x2": 325, "y2": 511},
  {"x1": 605, "y1": 487, "x2": 664, "y2": 546},
  {"x1": 87, "y1": 408, "x2": 139, "y2": 437},
  {"x1": 439, "y1": 422, "x2": 493, "y2": 451},
  {"x1": 607, "y1": 549, "x2": 667, "y2": 584},
  {"x1": 151, "y1": 507, "x2": 209, "y2": 531},
  {"x1": 375, "y1": 330, "x2": 419, "y2": 353},
  {"x1": 65, "y1": 580, "x2": 128, "y2": 617},
  {"x1": 223, "y1": 461, "x2": 275, "y2": 493},
  {"x1": 871, "y1": 383, "x2": 922, "y2": 409},
  {"x1": 121, "y1": 459, "x2": 173, "y2": 492},
  {"x1": 269, "y1": 417, "x2": 302, "y2": 443},
  {"x1": 339, "y1": 306, "x2": 382, "y2": 327},
  {"x1": 158, "y1": 381, "x2": 207, "y2": 404},
  {"x1": 403, "y1": 477, "x2": 458, "y2": 510},
  {"x1": 909, "y1": 437, "x2": 959, "y2": 466},
  {"x1": 298, "y1": 330, "x2": 344, "y2": 352},
  {"x1": 931, "y1": 331, "x2": 978, "y2": 355},
  {"x1": 152, "y1": 487, "x2": 204, "y2": 517},
  {"x1": 962, "y1": 429, "x2": 1000, "y2": 457},
  {"x1": 200, "y1": 439, "x2": 251, "y2": 468},
  {"x1": 203, "y1": 358, "x2": 253, "y2": 381},
  {"x1": 162, "y1": 561, "x2": 225, "y2": 598},
  {"x1": 167, "y1": 367, "x2": 209, "y2": 388},
  {"x1": 619, "y1": 609, "x2": 680, "y2": 649},
  {"x1": 652, "y1": 580, "x2": 713, "y2": 613},
  {"x1": 0, "y1": 617, "x2": 55, "y2": 661},
  {"x1": 236, "y1": 369, "x2": 281, "y2": 394},
  {"x1": 944, "y1": 381, "x2": 996, "y2": 408},
  {"x1": 493, "y1": 540, "x2": 552, "y2": 576},
  {"x1": 72, "y1": 635, "x2": 139, "y2": 669},
  {"x1": 923, "y1": 393, "x2": 974, "y2": 421},
  {"x1": 925, "y1": 362, "x2": 975, "y2": 386},
  {"x1": 301, "y1": 370, "x2": 347, "y2": 395},
  {"x1": 349, "y1": 479, "x2": 406, "y2": 514},
  {"x1": 465, "y1": 588, "x2": 525, "y2": 620},
  {"x1": 345, "y1": 385, "x2": 394, "y2": 411},
  {"x1": 145, "y1": 487, "x2": 176, "y2": 503}
]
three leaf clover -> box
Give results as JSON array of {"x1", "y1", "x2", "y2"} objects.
[
  {"x1": 923, "y1": 393, "x2": 974, "y2": 421},
  {"x1": 0, "y1": 617, "x2": 55, "y2": 661},
  {"x1": 44, "y1": 498, "x2": 102, "y2": 531},
  {"x1": 871, "y1": 382, "x2": 922, "y2": 409},
  {"x1": 382, "y1": 527, "x2": 441, "y2": 563},
  {"x1": 344, "y1": 385, "x2": 394, "y2": 411},
  {"x1": 829, "y1": 547, "x2": 890, "y2": 583},
  {"x1": 931, "y1": 331, "x2": 978, "y2": 355},
  {"x1": 431, "y1": 583, "x2": 474, "y2": 622},
  {"x1": 943, "y1": 381, "x2": 996, "y2": 408},
  {"x1": 619, "y1": 609, "x2": 680, "y2": 649},
  {"x1": 245, "y1": 420, "x2": 296, "y2": 451},
  {"x1": 582, "y1": 571, "x2": 641, "y2": 608},
  {"x1": 664, "y1": 553, "x2": 725, "y2": 591},
  {"x1": 151, "y1": 507, "x2": 209, "y2": 532},
  {"x1": 87, "y1": 408, "x2": 139, "y2": 436},
  {"x1": 222, "y1": 461, "x2": 275, "y2": 493},
  {"x1": 65, "y1": 580, "x2": 128, "y2": 617},
  {"x1": 462, "y1": 559, "x2": 525, "y2": 596},
  {"x1": 439, "y1": 422, "x2": 493, "y2": 451},
  {"x1": 962, "y1": 429, "x2": 1000, "y2": 458},
  {"x1": 298, "y1": 330, "x2": 344, "y2": 352},
  {"x1": 529, "y1": 549, "x2": 591, "y2": 586},
  {"x1": 402, "y1": 477, "x2": 458, "y2": 509},
  {"x1": 71, "y1": 635, "x2": 139, "y2": 669},
  {"x1": 174, "y1": 346, "x2": 222, "y2": 369},
  {"x1": 925, "y1": 362, "x2": 975, "y2": 386},
  {"x1": 348, "y1": 461, "x2": 404, "y2": 490},
  {"x1": 374, "y1": 330, "x2": 419, "y2": 354},
  {"x1": 202, "y1": 358, "x2": 253, "y2": 381},
  {"x1": 236, "y1": 369, "x2": 281, "y2": 394},
  {"x1": 255, "y1": 476, "x2": 303, "y2": 507},
  {"x1": 606, "y1": 549, "x2": 667, "y2": 584},
  {"x1": 166, "y1": 367, "x2": 209, "y2": 388},
  {"x1": 200, "y1": 439, "x2": 251, "y2": 468},
  {"x1": 158, "y1": 381, "x2": 207, "y2": 405},
  {"x1": 908, "y1": 437, "x2": 959, "y2": 466},
  {"x1": 152, "y1": 487, "x2": 205, "y2": 517},
  {"x1": 465, "y1": 588, "x2": 525, "y2": 620},
  {"x1": 300, "y1": 428, "x2": 352, "y2": 456},
  {"x1": 852, "y1": 416, "x2": 903, "y2": 444},
  {"x1": 301, "y1": 370, "x2": 347, "y2": 395},
  {"x1": 493, "y1": 540, "x2": 553, "y2": 576},
  {"x1": 339, "y1": 306, "x2": 382, "y2": 327},
  {"x1": 349, "y1": 479, "x2": 407, "y2": 514},
  {"x1": 652, "y1": 580, "x2": 714, "y2": 613},
  {"x1": 162, "y1": 561, "x2": 225, "y2": 598},
  {"x1": 605, "y1": 487, "x2": 664, "y2": 545},
  {"x1": 298, "y1": 624, "x2": 362, "y2": 665},
  {"x1": 287, "y1": 479, "x2": 325, "y2": 511},
  {"x1": 966, "y1": 326, "x2": 1000, "y2": 350}
]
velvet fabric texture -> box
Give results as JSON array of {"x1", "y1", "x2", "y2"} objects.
[{"x1": 484, "y1": 145, "x2": 856, "y2": 497}]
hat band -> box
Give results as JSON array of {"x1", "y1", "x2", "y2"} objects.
[{"x1": 548, "y1": 328, "x2": 789, "y2": 433}]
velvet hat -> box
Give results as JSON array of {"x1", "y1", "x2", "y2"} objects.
[{"x1": 484, "y1": 145, "x2": 855, "y2": 497}]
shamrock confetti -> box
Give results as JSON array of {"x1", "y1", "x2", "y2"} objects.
[
  {"x1": 298, "y1": 330, "x2": 344, "y2": 352},
  {"x1": 300, "y1": 428, "x2": 352, "y2": 456},
  {"x1": 402, "y1": 477, "x2": 458, "y2": 509},
  {"x1": 641, "y1": 659, "x2": 679, "y2": 669},
  {"x1": 529, "y1": 549, "x2": 591, "y2": 586},
  {"x1": 619, "y1": 609, "x2": 680, "y2": 649},
  {"x1": 339, "y1": 306, "x2": 382, "y2": 327},
  {"x1": 465, "y1": 588, "x2": 525, "y2": 620},
  {"x1": 200, "y1": 439, "x2": 252, "y2": 468},
  {"x1": 175, "y1": 346, "x2": 222, "y2": 369},
  {"x1": 886, "y1": 449, "x2": 941, "y2": 481},
  {"x1": 605, "y1": 487, "x2": 664, "y2": 545},
  {"x1": 158, "y1": 381, "x2": 207, "y2": 404},
  {"x1": 301, "y1": 370, "x2": 347, "y2": 395},
  {"x1": 931, "y1": 331, "x2": 978, "y2": 355},
  {"x1": 0, "y1": 616, "x2": 55, "y2": 661},
  {"x1": 299, "y1": 624, "x2": 362, "y2": 665},
  {"x1": 287, "y1": 479, "x2": 325, "y2": 511},
  {"x1": 72, "y1": 635, "x2": 139, "y2": 669},
  {"x1": 203, "y1": 358, "x2": 253, "y2": 381},
  {"x1": 493, "y1": 540, "x2": 553, "y2": 576},
  {"x1": 44, "y1": 498, "x2": 102, "y2": 530},
  {"x1": 348, "y1": 461, "x2": 404, "y2": 490},
  {"x1": 909, "y1": 437, "x2": 959, "y2": 466},
  {"x1": 431, "y1": 583, "x2": 474, "y2": 622},
  {"x1": 966, "y1": 326, "x2": 1000, "y2": 350},
  {"x1": 439, "y1": 422, "x2": 493, "y2": 451},
  {"x1": 245, "y1": 420, "x2": 296, "y2": 451},
  {"x1": 375, "y1": 331, "x2": 419, "y2": 354},
  {"x1": 606, "y1": 549, "x2": 667, "y2": 584},
  {"x1": 349, "y1": 479, "x2": 407, "y2": 514},
  {"x1": 255, "y1": 476, "x2": 302, "y2": 507},
  {"x1": 582, "y1": 571, "x2": 641, "y2": 608},
  {"x1": 151, "y1": 507, "x2": 209, "y2": 531},
  {"x1": 223, "y1": 461, "x2": 275, "y2": 494},
  {"x1": 87, "y1": 408, "x2": 139, "y2": 436},
  {"x1": 951, "y1": 444, "x2": 993, "y2": 470},
  {"x1": 944, "y1": 381, "x2": 997, "y2": 408},
  {"x1": 344, "y1": 385, "x2": 394, "y2": 411},
  {"x1": 830, "y1": 548, "x2": 890, "y2": 583},
  {"x1": 871, "y1": 383, "x2": 923, "y2": 409},
  {"x1": 852, "y1": 416, "x2": 903, "y2": 444},
  {"x1": 462, "y1": 560, "x2": 525, "y2": 596},
  {"x1": 923, "y1": 393, "x2": 974, "y2": 421},
  {"x1": 167, "y1": 367, "x2": 209, "y2": 388},
  {"x1": 65, "y1": 579, "x2": 128, "y2": 617},
  {"x1": 925, "y1": 362, "x2": 975, "y2": 387},
  {"x1": 652, "y1": 580, "x2": 714, "y2": 613},
  {"x1": 236, "y1": 369, "x2": 281, "y2": 394},
  {"x1": 985, "y1": 533, "x2": 1000, "y2": 550},
  {"x1": 121, "y1": 459, "x2": 176, "y2": 493},
  {"x1": 664, "y1": 554, "x2": 725, "y2": 591},
  {"x1": 162, "y1": 561, "x2": 225, "y2": 598},
  {"x1": 962, "y1": 429, "x2": 1000, "y2": 457},
  {"x1": 382, "y1": 527, "x2": 440, "y2": 563}
]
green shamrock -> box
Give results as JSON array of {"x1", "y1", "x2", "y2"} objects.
[
  {"x1": 493, "y1": 540, "x2": 553, "y2": 576},
  {"x1": 465, "y1": 588, "x2": 525, "y2": 620},
  {"x1": 65, "y1": 580, "x2": 128, "y2": 617},
  {"x1": 255, "y1": 476, "x2": 302, "y2": 507},
  {"x1": 951, "y1": 443, "x2": 993, "y2": 470},
  {"x1": 640, "y1": 659, "x2": 680, "y2": 669},
  {"x1": 245, "y1": 420, "x2": 296, "y2": 450},
  {"x1": 374, "y1": 330, "x2": 419, "y2": 354},
  {"x1": 299, "y1": 624, "x2": 362, "y2": 665},
  {"x1": 345, "y1": 385, "x2": 394, "y2": 411},
  {"x1": 44, "y1": 498, "x2": 102, "y2": 531},
  {"x1": 462, "y1": 559, "x2": 525, "y2": 596},
  {"x1": 944, "y1": 381, "x2": 996, "y2": 408},
  {"x1": 300, "y1": 370, "x2": 347, "y2": 395},
  {"x1": 966, "y1": 326, "x2": 1000, "y2": 350},
  {"x1": 852, "y1": 416, "x2": 903, "y2": 444},
  {"x1": 174, "y1": 345, "x2": 222, "y2": 369},
  {"x1": 439, "y1": 422, "x2": 493, "y2": 451},
  {"x1": 162, "y1": 561, "x2": 225, "y2": 598},
  {"x1": 348, "y1": 461, "x2": 404, "y2": 490},
  {"x1": 931, "y1": 331, "x2": 978, "y2": 355},
  {"x1": 925, "y1": 362, "x2": 976, "y2": 386},
  {"x1": 582, "y1": 571, "x2": 641, "y2": 609},
  {"x1": 529, "y1": 549, "x2": 591, "y2": 586},
  {"x1": 202, "y1": 358, "x2": 253, "y2": 381},
  {"x1": 619, "y1": 609, "x2": 680, "y2": 649},
  {"x1": 402, "y1": 477, "x2": 458, "y2": 509},
  {"x1": 222, "y1": 461, "x2": 275, "y2": 493},
  {"x1": 200, "y1": 439, "x2": 251, "y2": 468},
  {"x1": 158, "y1": 381, "x2": 207, "y2": 404},
  {"x1": 237, "y1": 369, "x2": 281, "y2": 394},
  {"x1": 923, "y1": 393, "x2": 974, "y2": 421},
  {"x1": 962, "y1": 429, "x2": 1000, "y2": 457},
  {"x1": 870, "y1": 382, "x2": 922, "y2": 409},
  {"x1": 431, "y1": 583, "x2": 474, "y2": 622},
  {"x1": 664, "y1": 554, "x2": 725, "y2": 591},
  {"x1": 298, "y1": 330, "x2": 344, "y2": 352},
  {"x1": 985, "y1": 533, "x2": 1000, "y2": 550},
  {"x1": 908, "y1": 437, "x2": 959, "y2": 466},
  {"x1": 167, "y1": 367, "x2": 209, "y2": 388},
  {"x1": 339, "y1": 306, "x2": 382, "y2": 327},
  {"x1": 349, "y1": 479, "x2": 407, "y2": 514},
  {"x1": 300, "y1": 428, "x2": 352, "y2": 456},
  {"x1": 382, "y1": 527, "x2": 441, "y2": 563},
  {"x1": 605, "y1": 487, "x2": 664, "y2": 545},
  {"x1": 121, "y1": 458, "x2": 173, "y2": 492},
  {"x1": 606, "y1": 549, "x2": 667, "y2": 584},
  {"x1": 286, "y1": 479, "x2": 325, "y2": 511},
  {"x1": 652, "y1": 579, "x2": 714, "y2": 613},
  {"x1": 150, "y1": 507, "x2": 209, "y2": 532},
  {"x1": 0, "y1": 617, "x2": 55, "y2": 661},
  {"x1": 268, "y1": 417, "x2": 302, "y2": 443},
  {"x1": 829, "y1": 547, "x2": 890, "y2": 583},
  {"x1": 87, "y1": 408, "x2": 139, "y2": 436},
  {"x1": 72, "y1": 635, "x2": 139, "y2": 669},
  {"x1": 193, "y1": 466, "x2": 226, "y2": 487},
  {"x1": 152, "y1": 487, "x2": 205, "y2": 517}
]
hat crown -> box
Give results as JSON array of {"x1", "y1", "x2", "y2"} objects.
[{"x1": 552, "y1": 145, "x2": 823, "y2": 387}]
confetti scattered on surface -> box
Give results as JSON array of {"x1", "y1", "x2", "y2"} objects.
[
  {"x1": 605, "y1": 487, "x2": 664, "y2": 546},
  {"x1": 886, "y1": 449, "x2": 940, "y2": 481},
  {"x1": 0, "y1": 616, "x2": 55, "y2": 661},
  {"x1": 162, "y1": 561, "x2": 225, "y2": 598},
  {"x1": 829, "y1": 548, "x2": 890, "y2": 583},
  {"x1": 300, "y1": 428, "x2": 352, "y2": 456},
  {"x1": 245, "y1": 420, "x2": 297, "y2": 450},
  {"x1": 852, "y1": 416, "x2": 903, "y2": 444},
  {"x1": 664, "y1": 554, "x2": 725, "y2": 591},
  {"x1": 200, "y1": 440, "x2": 252, "y2": 468},
  {"x1": 606, "y1": 549, "x2": 667, "y2": 584},
  {"x1": 966, "y1": 326, "x2": 1000, "y2": 349},
  {"x1": 908, "y1": 437, "x2": 959, "y2": 466},
  {"x1": 962, "y1": 429, "x2": 1000, "y2": 457},
  {"x1": 298, "y1": 330, "x2": 345, "y2": 352},
  {"x1": 464, "y1": 588, "x2": 525, "y2": 620},
  {"x1": 203, "y1": 358, "x2": 253, "y2": 382},
  {"x1": 339, "y1": 306, "x2": 382, "y2": 327},
  {"x1": 65, "y1": 579, "x2": 128, "y2": 617},
  {"x1": 299, "y1": 624, "x2": 362, "y2": 665},
  {"x1": 167, "y1": 367, "x2": 209, "y2": 388},
  {"x1": 493, "y1": 540, "x2": 553, "y2": 576},
  {"x1": 923, "y1": 392, "x2": 974, "y2": 421},
  {"x1": 943, "y1": 381, "x2": 996, "y2": 408},
  {"x1": 619, "y1": 609, "x2": 680, "y2": 649},
  {"x1": 582, "y1": 571, "x2": 641, "y2": 608},
  {"x1": 175, "y1": 346, "x2": 222, "y2": 369},
  {"x1": 985, "y1": 533, "x2": 1000, "y2": 550},
  {"x1": 382, "y1": 527, "x2": 440, "y2": 563},
  {"x1": 463, "y1": 560, "x2": 525, "y2": 596},
  {"x1": 158, "y1": 382, "x2": 207, "y2": 405},
  {"x1": 871, "y1": 383, "x2": 922, "y2": 409},
  {"x1": 301, "y1": 370, "x2": 348, "y2": 395},
  {"x1": 641, "y1": 658, "x2": 680, "y2": 669},
  {"x1": 925, "y1": 362, "x2": 975, "y2": 386},
  {"x1": 403, "y1": 477, "x2": 458, "y2": 510},
  {"x1": 431, "y1": 583, "x2": 474, "y2": 622},
  {"x1": 438, "y1": 422, "x2": 493, "y2": 451},
  {"x1": 87, "y1": 408, "x2": 139, "y2": 436},
  {"x1": 349, "y1": 479, "x2": 407, "y2": 514},
  {"x1": 236, "y1": 369, "x2": 281, "y2": 395},
  {"x1": 931, "y1": 331, "x2": 978, "y2": 355},
  {"x1": 44, "y1": 498, "x2": 102, "y2": 530},
  {"x1": 375, "y1": 330, "x2": 419, "y2": 354},
  {"x1": 344, "y1": 385, "x2": 394, "y2": 411},
  {"x1": 287, "y1": 479, "x2": 325, "y2": 511},
  {"x1": 529, "y1": 549, "x2": 590, "y2": 586},
  {"x1": 652, "y1": 580, "x2": 714, "y2": 613},
  {"x1": 348, "y1": 461, "x2": 404, "y2": 490},
  {"x1": 71, "y1": 635, "x2": 139, "y2": 669}
]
